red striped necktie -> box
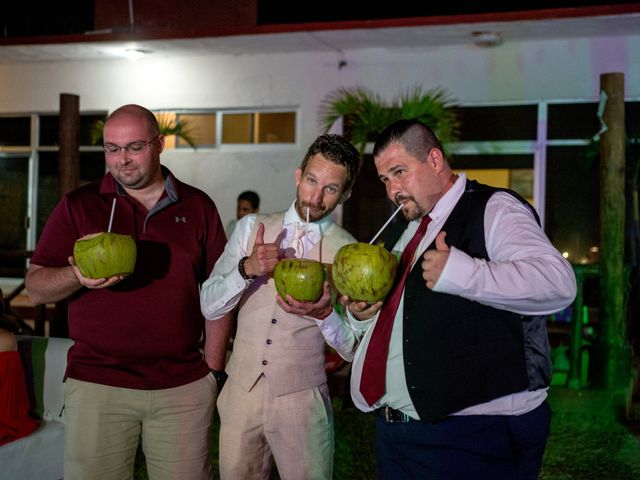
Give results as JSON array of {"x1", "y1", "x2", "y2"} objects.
[{"x1": 359, "y1": 214, "x2": 431, "y2": 406}]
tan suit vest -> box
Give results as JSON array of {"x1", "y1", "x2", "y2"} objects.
[{"x1": 226, "y1": 212, "x2": 356, "y2": 396}]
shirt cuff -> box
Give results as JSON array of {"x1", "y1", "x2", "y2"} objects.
[
  {"x1": 345, "y1": 306, "x2": 375, "y2": 333},
  {"x1": 432, "y1": 245, "x2": 474, "y2": 294}
]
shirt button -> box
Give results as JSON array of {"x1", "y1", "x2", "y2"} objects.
[
  {"x1": 271, "y1": 319, "x2": 277, "y2": 324},
  {"x1": 266, "y1": 339, "x2": 272, "y2": 345},
  {"x1": 410, "y1": 385, "x2": 416, "y2": 390},
  {"x1": 262, "y1": 360, "x2": 268, "y2": 365}
]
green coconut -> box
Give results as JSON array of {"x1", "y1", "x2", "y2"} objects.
[
  {"x1": 274, "y1": 258, "x2": 325, "y2": 302},
  {"x1": 332, "y1": 242, "x2": 398, "y2": 303},
  {"x1": 73, "y1": 232, "x2": 137, "y2": 279}
]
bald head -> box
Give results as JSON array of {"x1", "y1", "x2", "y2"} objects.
[{"x1": 105, "y1": 104, "x2": 160, "y2": 138}]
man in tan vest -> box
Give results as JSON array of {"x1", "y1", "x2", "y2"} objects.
[{"x1": 200, "y1": 134, "x2": 361, "y2": 479}]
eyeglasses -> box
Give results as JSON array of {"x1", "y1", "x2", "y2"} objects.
[{"x1": 103, "y1": 135, "x2": 160, "y2": 155}]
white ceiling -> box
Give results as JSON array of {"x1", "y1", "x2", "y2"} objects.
[{"x1": 0, "y1": 12, "x2": 638, "y2": 63}]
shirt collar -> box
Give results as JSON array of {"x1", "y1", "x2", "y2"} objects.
[
  {"x1": 282, "y1": 201, "x2": 334, "y2": 237},
  {"x1": 422, "y1": 172, "x2": 467, "y2": 224},
  {"x1": 99, "y1": 165, "x2": 183, "y2": 201}
]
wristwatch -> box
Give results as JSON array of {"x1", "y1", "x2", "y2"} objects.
[{"x1": 238, "y1": 256, "x2": 257, "y2": 280}]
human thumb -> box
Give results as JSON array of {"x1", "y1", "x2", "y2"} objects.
[
  {"x1": 255, "y1": 223, "x2": 265, "y2": 246},
  {"x1": 435, "y1": 231, "x2": 449, "y2": 251}
]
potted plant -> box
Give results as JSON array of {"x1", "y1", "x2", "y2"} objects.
[{"x1": 318, "y1": 85, "x2": 460, "y2": 153}]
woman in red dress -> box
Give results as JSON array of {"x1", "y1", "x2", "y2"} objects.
[{"x1": 0, "y1": 317, "x2": 39, "y2": 446}]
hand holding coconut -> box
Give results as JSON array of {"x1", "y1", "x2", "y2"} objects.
[
  {"x1": 421, "y1": 231, "x2": 450, "y2": 289},
  {"x1": 276, "y1": 280, "x2": 334, "y2": 319}
]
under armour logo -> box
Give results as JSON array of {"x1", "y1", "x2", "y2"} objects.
[{"x1": 175, "y1": 216, "x2": 187, "y2": 223}]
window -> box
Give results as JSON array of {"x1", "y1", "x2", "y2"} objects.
[
  {"x1": 158, "y1": 109, "x2": 297, "y2": 149},
  {"x1": 448, "y1": 104, "x2": 538, "y2": 206},
  {"x1": 449, "y1": 100, "x2": 640, "y2": 266},
  {"x1": 0, "y1": 112, "x2": 107, "y2": 277}
]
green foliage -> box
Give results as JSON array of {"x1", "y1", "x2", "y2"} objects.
[
  {"x1": 318, "y1": 85, "x2": 460, "y2": 154},
  {"x1": 90, "y1": 113, "x2": 197, "y2": 150}
]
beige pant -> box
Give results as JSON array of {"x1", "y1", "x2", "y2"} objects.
[
  {"x1": 217, "y1": 375, "x2": 334, "y2": 480},
  {"x1": 64, "y1": 375, "x2": 217, "y2": 480}
]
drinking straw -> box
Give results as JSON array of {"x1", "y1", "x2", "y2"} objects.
[
  {"x1": 305, "y1": 207, "x2": 310, "y2": 258},
  {"x1": 107, "y1": 198, "x2": 116, "y2": 232},
  {"x1": 369, "y1": 203, "x2": 404, "y2": 244}
]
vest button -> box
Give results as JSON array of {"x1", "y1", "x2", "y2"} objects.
[
  {"x1": 266, "y1": 339, "x2": 272, "y2": 345},
  {"x1": 410, "y1": 385, "x2": 416, "y2": 390},
  {"x1": 271, "y1": 319, "x2": 277, "y2": 324},
  {"x1": 262, "y1": 360, "x2": 268, "y2": 365}
]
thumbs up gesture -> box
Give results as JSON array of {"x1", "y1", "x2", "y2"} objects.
[
  {"x1": 244, "y1": 223, "x2": 280, "y2": 277},
  {"x1": 421, "y1": 231, "x2": 450, "y2": 290}
]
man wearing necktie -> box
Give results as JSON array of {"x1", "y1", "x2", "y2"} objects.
[
  {"x1": 342, "y1": 119, "x2": 577, "y2": 479},
  {"x1": 200, "y1": 134, "x2": 361, "y2": 479}
]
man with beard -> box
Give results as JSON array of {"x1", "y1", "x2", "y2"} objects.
[
  {"x1": 200, "y1": 134, "x2": 361, "y2": 480},
  {"x1": 343, "y1": 119, "x2": 576, "y2": 479}
]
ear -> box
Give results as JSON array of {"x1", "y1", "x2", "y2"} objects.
[
  {"x1": 430, "y1": 148, "x2": 445, "y2": 173},
  {"x1": 339, "y1": 189, "x2": 352, "y2": 204},
  {"x1": 295, "y1": 167, "x2": 302, "y2": 186},
  {"x1": 157, "y1": 134, "x2": 166, "y2": 154}
]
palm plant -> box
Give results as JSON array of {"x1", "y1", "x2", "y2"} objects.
[
  {"x1": 318, "y1": 85, "x2": 460, "y2": 153},
  {"x1": 90, "y1": 112, "x2": 197, "y2": 150}
]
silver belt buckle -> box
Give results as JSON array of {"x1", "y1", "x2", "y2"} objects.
[{"x1": 382, "y1": 406, "x2": 410, "y2": 423}]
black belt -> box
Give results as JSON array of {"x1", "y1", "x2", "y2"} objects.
[{"x1": 376, "y1": 406, "x2": 414, "y2": 423}]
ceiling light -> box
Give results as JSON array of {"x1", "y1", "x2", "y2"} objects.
[
  {"x1": 124, "y1": 49, "x2": 147, "y2": 60},
  {"x1": 472, "y1": 31, "x2": 503, "y2": 48}
]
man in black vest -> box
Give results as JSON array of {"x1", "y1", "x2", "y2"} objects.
[{"x1": 343, "y1": 119, "x2": 576, "y2": 479}]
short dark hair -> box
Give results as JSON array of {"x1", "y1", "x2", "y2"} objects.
[
  {"x1": 373, "y1": 119, "x2": 444, "y2": 162},
  {"x1": 300, "y1": 134, "x2": 360, "y2": 193},
  {"x1": 237, "y1": 190, "x2": 260, "y2": 210}
]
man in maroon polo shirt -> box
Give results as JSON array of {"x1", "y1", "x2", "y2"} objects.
[{"x1": 25, "y1": 104, "x2": 232, "y2": 480}]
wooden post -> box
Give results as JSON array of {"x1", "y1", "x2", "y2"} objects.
[
  {"x1": 591, "y1": 72, "x2": 630, "y2": 390},
  {"x1": 58, "y1": 93, "x2": 80, "y2": 196},
  {"x1": 52, "y1": 93, "x2": 80, "y2": 338}
]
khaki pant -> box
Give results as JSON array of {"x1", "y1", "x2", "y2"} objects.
[
  {"x1": 217, "y1": 375, "x2": 334, "y2": 480},
  {"x1": 64, "y1": 374, "x2": 217, "y2": 480}
]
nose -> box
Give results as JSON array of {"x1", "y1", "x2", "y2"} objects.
[
  {"x1": 386, "y1": 177, "x2": 401, "y2": 200},
  {"x1": 308, "y1": 186, "x2": 323, "y2": 204}
]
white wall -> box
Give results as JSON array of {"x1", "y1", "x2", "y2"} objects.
[{"x1": 1, "y1": 34, "x2": 638, "y2": 225}]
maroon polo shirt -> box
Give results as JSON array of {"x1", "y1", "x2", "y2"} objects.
[{"x1": 30, "y1": 169, "x2": 226, "y2": 389}]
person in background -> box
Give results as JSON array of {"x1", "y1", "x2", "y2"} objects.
[
  {"x1": 25, "y1": 104, "x2": 232, "y2": 480},
  {"x1": 343, "y1": 119, "x2": 577, "y2": 480},
  {"x1": 200, "y1": 134, "x2": 360, "y2": 480},
  {"x1": 226, "y1": 190, "x2": 261, "y2": 236},
  {"x1": 0, "y1": 313, "x2": 39, "y2": 447}
]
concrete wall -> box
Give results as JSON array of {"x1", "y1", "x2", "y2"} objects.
[{"x1": 0, "y1": 34, "x2": 638, "y2": 225}]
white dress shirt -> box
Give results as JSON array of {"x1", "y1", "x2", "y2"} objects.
[
  {"x1": 348, "y1": 174, "x2": 577, "y2": 419},
  {"x1": 200, "y1": 202, "x2": 358, "y2": 361}
]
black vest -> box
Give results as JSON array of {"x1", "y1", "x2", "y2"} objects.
[{"x1": 384, "y1": 181, "x2": 537, "y2": 421}]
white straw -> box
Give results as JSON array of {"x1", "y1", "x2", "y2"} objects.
[
  {"x1": 305, "y1": 207, "x2": 310, "y2": 258},
  {"x1": 107, "y1": 198, "x2": 116, "y2": 232},
  {"x1": 369, "y1": 203, "x2": 404, "y2": 244}
]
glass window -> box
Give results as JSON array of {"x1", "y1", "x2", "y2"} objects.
[
  {"x1": 452, "y1": 105, "x2": 537, "y2": 141},
  {"x1": 256, "y1": 112, "x2": 296, "y2": 143},
  {"x1": 221, "y1": 111, "x2": 297, "y2": 144},
  {"x1": 548, "y1": 103, "x2": 599, "y2": 140},
  {"x1": 0, "y1": 117, "x2": 31, "y2": 146},
  {"x1": 176, "y1": 113, "x2": 216, "y2": 148},
  {"x1": 0, "y1": 156, "x2": 29, "y2": 251},
  {"x1": 37, "y1": 152, "x2": 105, "y2": 239},
  {"x1": 222, "y1": 113, "x2": 253, "y2": 144},
  {"x1": 40, "y1": 113, "x2": 107, "y2": 146},
  {"x1": 545, "y1": 146, "x2": 599, "y2": 265}
]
